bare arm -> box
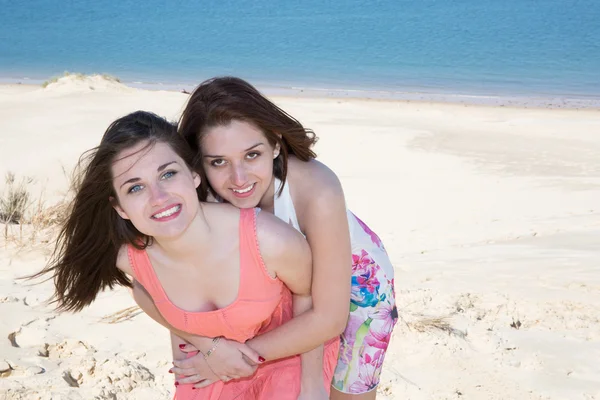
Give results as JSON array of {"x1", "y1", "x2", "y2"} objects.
[
  {"x1": 255, "y1": 211, "x2": 327, "y2": 389},
  {"x1": 247, "y1": 168, "x2": 352, "y2": 359}
]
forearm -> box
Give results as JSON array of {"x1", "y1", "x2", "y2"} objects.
[
  {"x1": 293, "y1": 295, "x2": 326, "y2": 387},
  {"x1": 247, "y1": 305, "x2": 342, "y2": 361}
]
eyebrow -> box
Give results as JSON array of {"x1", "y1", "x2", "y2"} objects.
[
  {"x1": 119, "y1": 161, "x2": 178, "y2": 189},
  {"x1": 203, "y1": 142, "x2": 264, "y2": 158}
]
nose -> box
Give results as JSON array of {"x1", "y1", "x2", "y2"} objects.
[
  {"x1": 149, "y1": 183, "x2": 169, "y2": 206},
  {"x1": 231, "y1": 163, "x2": 248, "y2": 187}
]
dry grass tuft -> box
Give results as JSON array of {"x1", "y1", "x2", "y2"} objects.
[
  {"x1": 100, "y1": 306, "x2": 143, "y2": 324},
  {"x1": 409, "y1": 316, "x2": 468, "y2": 339},
  {"x1": 0, "y1": 172, "x2": 31, "y2": 224},
  {"x1": 1, "y1": 171, "x2": 71, "y2": 249}
]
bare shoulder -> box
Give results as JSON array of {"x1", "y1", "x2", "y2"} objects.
[
  {"x1": 255, "y1": 210, "x2": 310, "y2": 275},
  {"x1": 287, "y1": 157, "x2": 344, "y2": 207},
  {"x1": 116, "y1": 244, "x2": 134, "y2": 276},
  {"x1": 255, "y1": 210, "x2": 307, "y2": 254},
  {"x1": 203, "y1": 202, "x2": 244, "y2": 230},
  {"x1": 288, "y1": 156, "x2": 342, "y2": 191}
]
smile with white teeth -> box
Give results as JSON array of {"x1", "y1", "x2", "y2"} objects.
[
  {"x1": 232, "y1": 183, "x2": 254, "y2": 194},
  {"x1": 152, "y1": 205, "x2": 181, "y2": 219}
]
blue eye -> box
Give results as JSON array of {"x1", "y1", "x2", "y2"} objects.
[
  {"x1": 162, "y1": 170, "x2": 177, "y2": 179},
  {"x1": 128, "y1": 184, "x2": 143, "y2": 194}
]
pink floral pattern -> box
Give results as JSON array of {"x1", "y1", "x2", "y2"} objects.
[
  {"x1": 332, "y1": 216, "x2": 397, "y2": 394},
  {"x1": 351, "y1": 250, "x2": 382, "y2": 308},
  {"x1": 348, "y1": 350, "x2": 385, "y2": 393},
  {"x1": 352, "y1": 212, "x2": 386, "y2": 252}
]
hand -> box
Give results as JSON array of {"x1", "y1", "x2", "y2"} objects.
[
  {"x1": 298, "y1": 385, "x2": 329, "y2": 400},
  {"x1": 173, "y1": 337, "x2": 264, "y2": 389},
  {"x1": 170, "y1": 352, "x2": 220, "y2": 387}
]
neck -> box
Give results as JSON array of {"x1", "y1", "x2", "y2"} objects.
[
  {"x1": 258, "y1": 176, "x2": 277, "y2": 213},
  {"x1": 151, "y1": 204, "x2": 210, "y2": 262}
]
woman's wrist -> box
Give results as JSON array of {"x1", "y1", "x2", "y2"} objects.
[
  {"x1": 182, "y1": 334, "x2": 218, "y2": 354},
  {"x1": 202, "y1": 337, "x2": 222, "y2": 359}
]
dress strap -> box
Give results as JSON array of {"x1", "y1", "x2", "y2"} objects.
[
  {"x1": 237, "y1": 208, "x2": 279, "y2": 299},
  {"x1": 126, "y1": 245, "x2": 166, "y2": 303}
]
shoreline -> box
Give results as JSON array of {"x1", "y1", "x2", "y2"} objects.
[{"x1": 2, "y1": 76, "x2": 599, "y2": 110}]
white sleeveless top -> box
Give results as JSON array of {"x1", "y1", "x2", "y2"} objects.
[
  {"x1": 273, "y1": 178, "x2": 395, "y2": 278},
  {"x1": 274, "y1": 178, "x2": 302, "y2": 233}
]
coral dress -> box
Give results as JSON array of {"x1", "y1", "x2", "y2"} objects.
[{"x1": 127, "y1": 208, "x2": 339, "y2": 399}]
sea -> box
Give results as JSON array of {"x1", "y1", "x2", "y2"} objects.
[{"x1": 1, "y1": 0, "x2": 599, "y2": 105}]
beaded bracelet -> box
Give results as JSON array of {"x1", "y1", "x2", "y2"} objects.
[{"x1": 203, "y1": 337, "x2": 222, "y2": 359}]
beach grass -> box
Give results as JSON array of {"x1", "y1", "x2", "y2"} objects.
[
  {"x1": 0, "y1": 172, "x2": 31, "y2": 224},
  {"x1": 1, "y1": 171, "x2": 69, "y2": 248}
]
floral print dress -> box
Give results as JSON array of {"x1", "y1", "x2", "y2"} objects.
[{"x1": 274, "y1": 179, "x2": 398, "y2": 394}]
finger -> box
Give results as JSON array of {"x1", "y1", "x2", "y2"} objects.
[
  {"x1": 170, "y1": 366, "x2": 198, "y2": 377},
  {"x1": 172, "y1": 357, "x2": 196, "y2": 369},
  {"x1": 193, "y1": 379, "x2": 213, "y2": 389},
  {"x1": 176, "y1": 374, "x2": 205, "y2": 385},
  {"x1": 237, "y1": 343, "x2": 265, "y2": 364},
  {"x1": 219, "y1": 375, "x2": 232, "y2": 382},
  {"x1": 178, "y1": 344, "x2": 199, "y2": 353}
]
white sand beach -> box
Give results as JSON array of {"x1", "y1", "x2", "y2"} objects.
[{"x1": 1, "y1": 76, "x2": 599, "y2": 399}]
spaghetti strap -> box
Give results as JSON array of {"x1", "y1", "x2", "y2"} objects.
[
  {"x1": 236, "y1": 208, "x2": 279, "y2": 300},
  {"x1": 127, "y1": 245, "x2": 165, "y2": 303}
]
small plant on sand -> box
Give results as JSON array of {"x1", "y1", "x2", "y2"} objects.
[
  {"x1": 410, "y1": 316, "x2": 468, "y2": 339},
  {"x1": 41, "y1": 76, "x2": 59, "y2": 88},
  {"x1": 0, "y1": 172, "x2": 31, "y2": 224},
  {"x1": 100, "y1": 73, "x2": 121, "y2": 83},
  {"x1": 1, "y1": 170, "x2": 70, "y2": 248}
]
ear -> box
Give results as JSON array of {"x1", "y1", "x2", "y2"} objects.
[
  {"x1": 193, "y1": 172, "x2": 201, "y2": 189},
  {"x1": 110, "y1": 196, "x2": 130, "y2": 220},
  {"x1": 273, "y1": 142, "x2": 281, "y2": 159}
]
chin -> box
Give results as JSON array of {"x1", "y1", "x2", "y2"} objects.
[{"x1": 226, "y1": 196, "x2": 259, "y2": 209}]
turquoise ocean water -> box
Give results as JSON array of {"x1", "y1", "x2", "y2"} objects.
[{"x1": 1, "y1": 0, "x2": 599, "y2": 102}]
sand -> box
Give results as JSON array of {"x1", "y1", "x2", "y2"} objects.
[{"x1": 1, "y1": 75, "x2": 599, "y2": 399}]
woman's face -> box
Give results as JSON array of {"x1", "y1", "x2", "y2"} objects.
[
  {"x1": 111, "y1": 140, "x2": 201, "y2": 240},
  {"x1": 201, "y1": 120, "x2": 279, "y2": 209}
]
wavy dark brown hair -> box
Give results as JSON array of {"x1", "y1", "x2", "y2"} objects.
[
  {"x1": 31, "y1": 111, "x2": 196, "y2": 312},
  {"x1": 178, "y1": 76, "x2": 318, "y2": 199}
]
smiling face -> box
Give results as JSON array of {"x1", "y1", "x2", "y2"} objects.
[
  {"x1": 201, "y1": 120, "x2": 280, "y2": 209},
  {"x1": 111, "y1": 140, "x2": 201, "y2": 240}
]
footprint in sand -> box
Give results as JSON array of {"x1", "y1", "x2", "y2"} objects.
[
  {"x1": 0, "y1": 359, "x2": 13, "y2": 377},
  {"x1": 7, "y1": 317, "x2": 52, "y2": 348}
]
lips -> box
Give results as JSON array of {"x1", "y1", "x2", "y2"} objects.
[
  {"x1": 230, "y1": 183, "x2": 256, "y2": 198},
  {"x1": 151, "y1": 204, "x2": 182, "y2": 220}
]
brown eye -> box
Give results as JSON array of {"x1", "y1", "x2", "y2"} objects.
[
  {"x1": 246, "y1": 152, "x2": 260, "y2": 160},
  {"x1": 210, "y1": 159, "x2": 226, "y2": 167}
]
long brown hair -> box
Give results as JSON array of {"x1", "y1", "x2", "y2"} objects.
[
  {"x1": 32, "y1": 111, "x2": 196, "y2": 312},
  {"x1": 178, "y1": 76, "x2": 318, "y2": 199}
]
